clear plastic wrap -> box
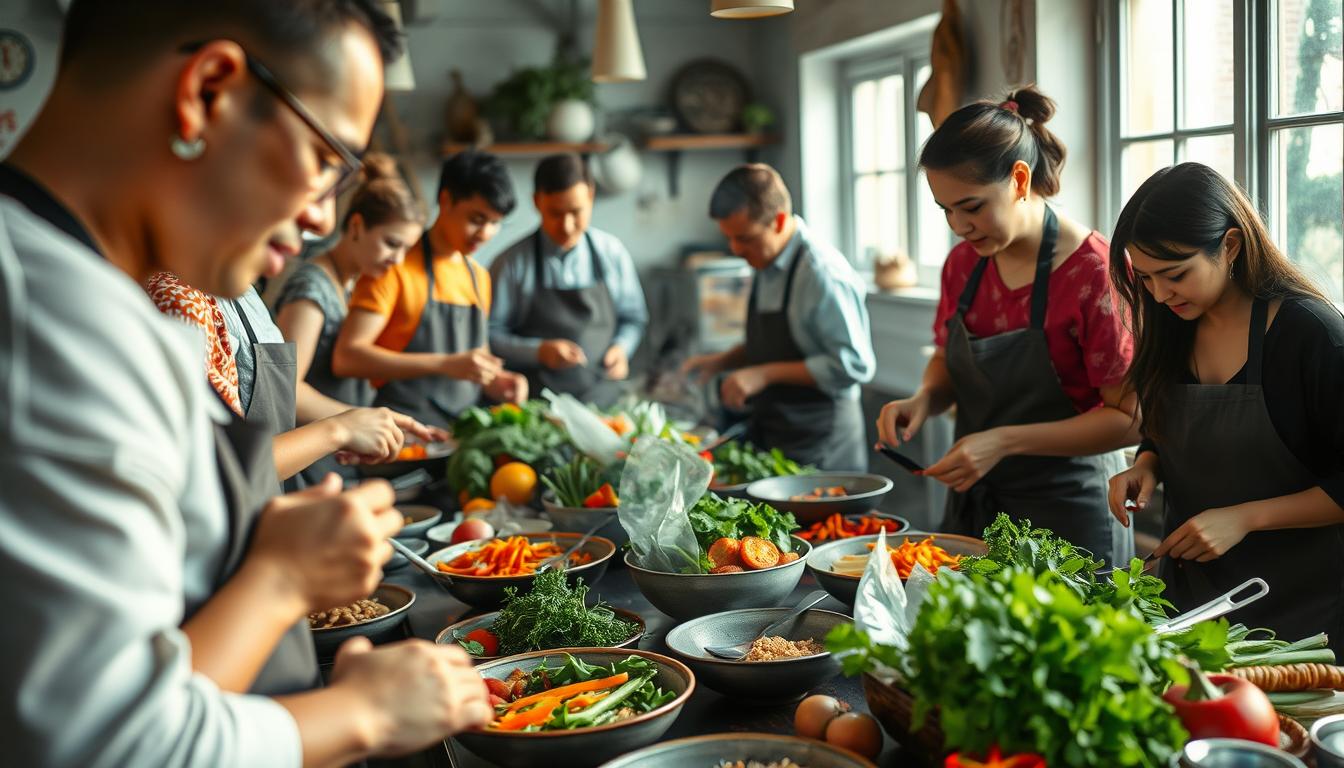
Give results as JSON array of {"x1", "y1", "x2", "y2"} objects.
[{"x1": 615, "y1": 437, "x2": 712, "y2": 573}]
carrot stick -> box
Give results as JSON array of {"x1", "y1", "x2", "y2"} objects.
[{"x1": 504, "y1": 672, "x2": 630, "y2": 714}]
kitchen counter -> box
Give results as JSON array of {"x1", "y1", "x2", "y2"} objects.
[{"x1": 372, "y1": 558, "x2": 916, "y2": 768}]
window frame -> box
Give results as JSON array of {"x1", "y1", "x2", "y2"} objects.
[
  {"x1": 838, "y1": 42, "x2": 941, "y2": 285},
  {"x1": 1100, "y1": 0, "x2": 1344, "y2": 302}
]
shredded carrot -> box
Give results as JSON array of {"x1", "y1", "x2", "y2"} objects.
[
  {"x1": 435, "y1": 535, "x2": 588, "y2": 577},
  {"x1": 503, "y1": 672, "x2": 630, "y2": 714},
  {"x1": 866, "y1": 535, "x2": 960, "y2": 578}
]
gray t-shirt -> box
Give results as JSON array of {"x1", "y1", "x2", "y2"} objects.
[
  {"x1": 273, "y1": 261, "x2": 373, "y2": 407},
  {"x1": 218, "y1": 286, "x2": 285, "y2": 414}
]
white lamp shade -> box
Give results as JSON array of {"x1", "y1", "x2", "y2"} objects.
[
  {"x1": 380, "y1": 1, "x2": 416, "y2": 90},
  {"x1": 710, "y1": 0, "x2": 794, "y2": 18},
  {"x1": 593, "y1": 0, "x2": 647, "y2": 83}
]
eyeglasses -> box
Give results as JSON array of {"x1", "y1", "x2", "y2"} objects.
[{"x1": 180, "y1": 42, "x2": 364, "y2": 201}]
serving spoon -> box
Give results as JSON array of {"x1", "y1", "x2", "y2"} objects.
[{"x1": 703, "y1": 589, "x2": 830, "y2": 661}]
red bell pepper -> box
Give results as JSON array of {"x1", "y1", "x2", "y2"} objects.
[
  {"x1": 1161, "y1": 660, "x2": 1279, "y2": 746},
  {"x1": 582, "y1": 483, "x2": 619, "y2": 508},
  {"x1": 945, "y1": 747, "x2": 1046, "y2": 768}
]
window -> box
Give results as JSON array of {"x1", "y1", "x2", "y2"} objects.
[
  {"x1": 841, "y1": 48, "x2": 947, "y2": 286},
  {"x1": 1106, "y1": 0, "x2": 1344, "y2": 303}
]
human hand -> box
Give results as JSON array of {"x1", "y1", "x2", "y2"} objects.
[
  {"x1": 1108, "y1": 453, "x2": 1160, "y2": 527},
  {"x1": 443, "y1": 347, "x2": 504, "y2": 385},
  {"x1": 720, "y1": 366, "x2": 768, "y2": 410},
  {"x1": 922, "y1": 429, "x2": 1011, "y2": 493},
  {"x1": 1154, "y1": 506, "x2": 1252, "y2": 562},
  {"x1": 876, "y1": 392, "x2": 931, "y2": 448},
  {"x1": 538, "y1": 339, "x2": 586, "y2": 370},
  {"x1": 603, "y1": 345, "x2": 629, "y2": 380}
]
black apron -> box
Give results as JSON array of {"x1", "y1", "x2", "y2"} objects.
[
  {"x1": 942, "y1": 207, "x2": 1132, "y2": 566},
  {"x1": 512, "y1": 230, "x2": 624, "y2": 407},
  {"x1": 231, "y1": 297, "x2": 298, "y2": 493},
  {"x1": 743, "y1": 239, "x2": 866, "y2": 472},
  {"x1": 1157, "y1": 297, "x2": 1344, "y2": 651},
  {"x1": 200, "y1": 404, "x2": 321, "y2": 694},
  {"x1": 373, "y1": 233, "x2": 486, "y2": 427}
]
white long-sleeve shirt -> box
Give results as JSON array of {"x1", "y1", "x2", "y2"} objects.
[{"x1": 0, "y1": 195, "x2": 301, "y2": 767}]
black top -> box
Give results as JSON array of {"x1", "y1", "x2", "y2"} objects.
[{"x1": 1139, "y1": 296, "x2": 1344, "y2": 508}]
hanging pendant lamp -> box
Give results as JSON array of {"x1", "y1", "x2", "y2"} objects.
[
  {"x1": 379, "y1": 1, "x2": 416, "y2": 90},
  {"x1": 593, "y1": 0, "x2": 647, "y2": 82},
  {"x1": 710, "y1": 0, "x2": 795, "y2": 19}
]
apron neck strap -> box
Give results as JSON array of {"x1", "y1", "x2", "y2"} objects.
[
  {"x1": 533, "y1": 229, "x2": 605, "y2": 283},
  {"x1": 1247, "y1": 296, "x2": 1268, "y2": 387},
  {"x1": 953, "y1": 205, "x2": 1058, "y2": 330},
  {"x1": 0, "y1": 163, "x2": 103, "y2": 257},
  {"x1": 752, "y1": 238, "x2": 808, "y2": 310},
  {"x1": 230, "y1": 297, "x2": 261, "y2": 345}
]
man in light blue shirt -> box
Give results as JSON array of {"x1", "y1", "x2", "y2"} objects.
[
  {"x1": 683, "y1": 164, "x2": 876, "y2": 471},
  {"x1": 489, "y1": 153, "x2": 648, "y2": 406}
]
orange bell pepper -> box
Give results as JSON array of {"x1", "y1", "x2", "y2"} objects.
[
  {"x1": 493, "y1": 696, "x2": 562, "y2": 730},
  {"x1": 582, "y1": 483, "x2": 619, "y2": 508},
  {"x1": 945, "y1": 747, "x2": 1046, "y2": 768},
  {"x1": 503, "y1": 672, "x2": 629, "y2": 714}
]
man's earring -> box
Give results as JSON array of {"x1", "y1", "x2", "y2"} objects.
[{"x1": 171, "y1": 135, "x2": 206, "y2": 161}]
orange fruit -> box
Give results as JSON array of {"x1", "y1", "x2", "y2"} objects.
[
  {"x1": 458, "y1": 489, "x2": 471, "y2": 506},
  {"x1": 462, "y1": 497, "x2": 496, "y2": 514},
  {"x1": 490, "y1": 462, "x2": 537, "y2": 505}
]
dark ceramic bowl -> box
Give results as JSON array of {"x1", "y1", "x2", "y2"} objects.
[
  {"x1": 435, "y1": 607, "x2": 646, "y2": 663},
  {"x1": 745, "y1": 474, "x2": 895, "y2": 524},
  {"x1": 625, "y1": 537, "x2": 811, "y2": 621},
  {"x1": 426, "y1": 532, "x2": 616, "y2": 608},
  {"x1": 309, "y1": 583, "x2": 414, "y2": 657},
  {"x1": 806, "y1": 531, "x2": 987, "y2": 607},
  {"x1": 394, "y1": 504, "x2": 444, "y2": 539},
  {"x1": 597, "y1": 732, "x2": 877, "y2": 768}
]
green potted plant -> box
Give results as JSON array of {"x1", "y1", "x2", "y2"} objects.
[
  {"x1": 740, "y1": 102, "x2": 775, "y2": 135},
  {"x1": 486, "y1": 57, "x2": 596, "y2": 142}
]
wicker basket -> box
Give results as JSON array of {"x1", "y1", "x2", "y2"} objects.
[{"x1": 861, "y1": 672, "x2": 945, "y2": 764}]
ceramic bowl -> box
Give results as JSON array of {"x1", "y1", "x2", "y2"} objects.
[
  {"x1": 309, "y1": 583, "x2": 414, "y2": 657},
  {"x1": 746, "y1": 474, "x2": 895, "y2": 524},
  {"x1": 395, "y1": 504, "x2": 444, "y2": 539},
  {"x1": 426, "y1": 516, "x2": 550, "y2": 549},
  {"x1": 806, "y1": 531, "x2": 987, "y2": 607},
  {"x1": 597, "y1": 732, "x2": 877, "y2": 768},
  {"x1": 426, "y1": 532, "x2": 615, "y2": 608},
  {"x1": 542, "y1": 493, "x2": 627, "y2": 548},
  {"x1": 435, "y1": 607, "x2": 645, "y2": 663},
  {"x1": 625, "y1": 537, "x2": 811, "y2": 621}
]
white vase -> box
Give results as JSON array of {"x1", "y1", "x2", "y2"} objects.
[
  {"x1": 592, "y1": 135, "x2": 642, "y2": 194},
  {"x1": 547, "y1": 99, "x2": 596, "y2": 143}
]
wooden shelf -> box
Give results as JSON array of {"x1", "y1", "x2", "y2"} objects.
[
  {"x1": 642, "y1": 133, "x2": 779, "y2": 152},
  {"x1": 441, "y1": 141, "x2": 610, "y2": 157}
]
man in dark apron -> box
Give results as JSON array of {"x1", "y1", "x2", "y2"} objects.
[
  {"x1": 941, "y1": 206, "x2": 1131, "y2": 565},
  {"x1": 489, "y1": 154, "x2": 648, "y2": 408},
  {"x1": 1155, "y1": 297, "x2": 1344, "y2": 650},
  {"x1": 685, "y1": 164, "x2": 875, "y2": 471}
]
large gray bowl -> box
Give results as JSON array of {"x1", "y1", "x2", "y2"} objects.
[
  {"x1": 598, "y1": 732, "x2": 877, "y2": 768},
  {"x1": 625, "y1": 537, "x2": 812, "y2": 620},
  {"x1": 454, "y1": 648, "x2": 695, "y2": 768},
  {"x1": 746, "y1": 473, "x2": 895, "y2": 524},
  {"x1": 309, "y1": 583, "x2": 414, "y2": 657},
  {"x1": 426, "y1": 532, "x2": 616, "y2": 608},
  {"x1": 435, "y1": 606, "x2": 646, "y2": 663},
  {"x1": 806, "y1": 531, "x2": 987, "y2": 607},
  {"x1": 664, "y1": 607, "x2": 849, "y2": 701},
  {"x1": 542, "y1": 493, "x2": 627, "y2": 548},
  {"x1": 394, "y1": 504, "x2": 444, "y2": 539},
  {"x1": 706, "y1": 480, "x2": 753, "y2": 499}
]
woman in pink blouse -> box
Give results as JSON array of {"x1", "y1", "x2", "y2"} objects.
[{"x1": 876, "y1": 85, "x2": 1140, "y2": 565}]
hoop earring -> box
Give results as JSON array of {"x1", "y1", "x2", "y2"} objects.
[{"x1": 171, "y1": 135, "x2": 205, "y2": 161}]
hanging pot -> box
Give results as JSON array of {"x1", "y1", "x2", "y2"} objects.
[{"x1": 591, "y1": 134, "x2": 642, "y2": 195}]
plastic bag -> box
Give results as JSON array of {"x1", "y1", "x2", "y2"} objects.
[
  {"x1": 542, "y1": 390, "x2": 625, "y2": 465},
  {"x1": 851, "y1": 529, "x2": 937, "y2": 681},
  {"x1": 616, "y1": 437, "x2": 712, "y2": 573}
]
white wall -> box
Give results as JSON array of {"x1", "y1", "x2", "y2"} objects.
[{"x1": 391, "y1": 0, "x2": 797, "y2": 269}]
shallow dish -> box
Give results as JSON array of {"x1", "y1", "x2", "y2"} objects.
[
  {"x1": 426, "y1": 516, "x2": 552, "y2": 549},
  {"x1": 746, "y1": 474, "x2": 895, "y2": 524},
  {"x1": 426, "y1": 532, "x2": 616, "y2": 608},
  {"x1": 542, "y1": 493, "x2": 626, "y2": 548},
  {"x1": 806, "y1": 531, "x2": 986, "y2": 607},
  {"x1": 309, "y1": 583, "x2": 414, "y2": 657},
  {"x1": 664, "y1": 606, "x2": 849, "y2": 701},
  {"x1": 435, "y1": 607, "x2": 646, "y2": 662},
  {"x1": 625, "y1": 537, "x2": 811, "y2": 620},
  {"x1": 394, "y1": 504, "x2": 444, "y2": 539},
  {"x1": 454, "y1": 648, "x2": 694, "y2": 768},
  {"x1": 597, "y1": 732, "x2": 877, "y2": 768}
]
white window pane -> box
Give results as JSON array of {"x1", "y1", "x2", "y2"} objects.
[
  {"x1": 876, "y1": 172, "x2": 904, "y2": 257},
  {"x1": 852, "y1": 80, "x2": 877, "y2": 173},
  {"x1": 854, "y1": 174, "x2": 879, "y2": 264},
  {"x1": 1121, "y1": 139, "x2": 1175, "y2": 206},
  {"x1": 1274, "y1": 0, "x2": 1344, "y2": 117},
  {"x1": 1181, "y1": 133, "x2": 1236, "y2": 183},
  {"x1": 1182, "y1": 0, "x2": 1236, "y2": 128},
  {"x1": 1124, "y1": 0, "x2": 1175, "y2": 135},
  {"x1": 876, "y1": 74, "x2": 904, "y2": 171},
  {"x1": 915, "y1": 64, "x2": 935, "y2": 148},
  {"x1": 916, "y1": 169, "x2": 951, "y2": 268},
  {"x1": 1271, "y1": 124, "x2": 1344, "y2": 304}
]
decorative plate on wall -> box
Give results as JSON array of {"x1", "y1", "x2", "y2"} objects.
[{"x1": 669, "y1": 59, "x2": 751, "y2": 134}]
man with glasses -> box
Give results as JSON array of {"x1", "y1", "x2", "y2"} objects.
[{"x1": 0, "y1": 2, "x2": 489, "y2": 766}]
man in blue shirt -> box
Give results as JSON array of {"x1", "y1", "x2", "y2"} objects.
[
  {"x1": 489, "y1": 153, "x2": 648, "y2": 406},
  {"x1": 684, "y1": 164, "x2": 876, "y2": 471}
]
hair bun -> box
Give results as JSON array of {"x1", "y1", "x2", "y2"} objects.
[
  {"x1": 360, "y1": 152, "x2": 400, "y2": 182},
  {"x1": 1005, "y1": 84, "x2": 1056, "y2": 127}
]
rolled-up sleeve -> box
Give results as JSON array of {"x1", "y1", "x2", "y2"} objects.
[
  {"x1": 789, "y1": 257, "x2": 876, "y2": 395},
  {"x1": 603, "y1": 237, "x2": 648, "y2": 357},
  {"x1": 487, "y1": 242, "x2": 544, "y2": 367}
]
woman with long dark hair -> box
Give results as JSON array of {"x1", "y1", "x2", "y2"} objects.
[
  {"x1": 1108, "y1": 162, "x2": 1344, "y2": 646},
  {"x1": 877, "y1": 85, "x2": 1138, "y2": 565}
]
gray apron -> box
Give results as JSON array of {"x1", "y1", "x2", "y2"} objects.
[
  {"x1": 743, "y1": 241, "x2": 866, "y2": 472},
  {"x1": 231, "y1": 298, "x2": 298, "y2": 493},
  {"x1": 1157, "y1": 297, "x2": 1344, "y2": 651},
  {"x1": 943, "y1": 206, "x2": 1132, "y2": 566},
  {"x1": 297, "y1": 270, "x2": 368, "y2": 486},
  {"x1": 512, "y1": 230, "x2": 624, "y2": 407},
  {"x1": 200, "y1": 403, "x2": 320, "y2": 694},
  {"x1": 373, "y1": 233, "x2": 486, "y2": 427}
]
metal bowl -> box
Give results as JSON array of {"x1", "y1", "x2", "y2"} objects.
[
  {"x1": 425, "y1": 516, "x2": 550, "y2": 549},
  {"x1": 806, "y1": 531, "x2": 987, "y2": 607},
  {"x1": 625, "y1": 537, "x2": 811, "y2": 620},
  {"x1": 1171, "y1": 738, "x2": 1308, "y2": 767},
  {"x1": 746, "y1": 474, "x2": 895, "y2": 524},
  {"x1": 663, "y1": 607, "x2": 849, "y2": 701},
  {"x1": 598, "y1": 732, "x2": 877, "y2": 768},
  {"x1": 357, "y1": 440, "x2": 455, "y2": 479},
  {"x1": 426, "y1": 532, "x2": 616, "y2": 609},
  {"x1": 384, "y1": 536, "x2": 428, "y2": 572},
  {"x1": 797, "y1": 511, "x2": 911, "y2": 542},
  {"x1": 435, "y1": 607, "x2": 646, "y2": 663},
  {"x1": 309, "y1": 583, "x2": 415, "y2": 658},
  {"x1": 542, "y1": 493, "x2": 627, "y2": 548},
  {"x1": 395, "y1": 504, "x2": 444, "y2": 538},
  {"x1": 455, "y1": 648, "x2": 695, "y2": 768},
  {"x1": 1312, "y1": 714, "x2": 1344, "y2": 768},
  {"x1": 707, "y1": 481, "x2": 753, "y2": 499}
]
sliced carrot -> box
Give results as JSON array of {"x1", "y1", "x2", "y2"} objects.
[
  {"x1": 739, "y1": 536, "x2": 781, "y2": 570},
  {"x1": 493, "y1": 696, "x2": 562, "y2": 730},
  {"x1": 779, "y1": 551, "x2": 800, "y2": 564},
  {"x1": 707, "y1": 537, "x2": 743, "y2": 569},
  {"x1": 504, "y1": 672, "x2": 629, "y2": 714},
  {"x1": 710, "y1": 564, "x2": 744, "y2": 574},
  {"x1": 566, "y1": 691, "x2": 610, "y2": 712}
]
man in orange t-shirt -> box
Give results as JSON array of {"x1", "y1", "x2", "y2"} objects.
[{"x1": 334, "y1": 151, "x2": 527, "y2": 428}]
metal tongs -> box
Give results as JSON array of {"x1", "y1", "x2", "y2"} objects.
[{"x1": 1152, "y1": 577, "x2": 1269, "y2": 635}]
